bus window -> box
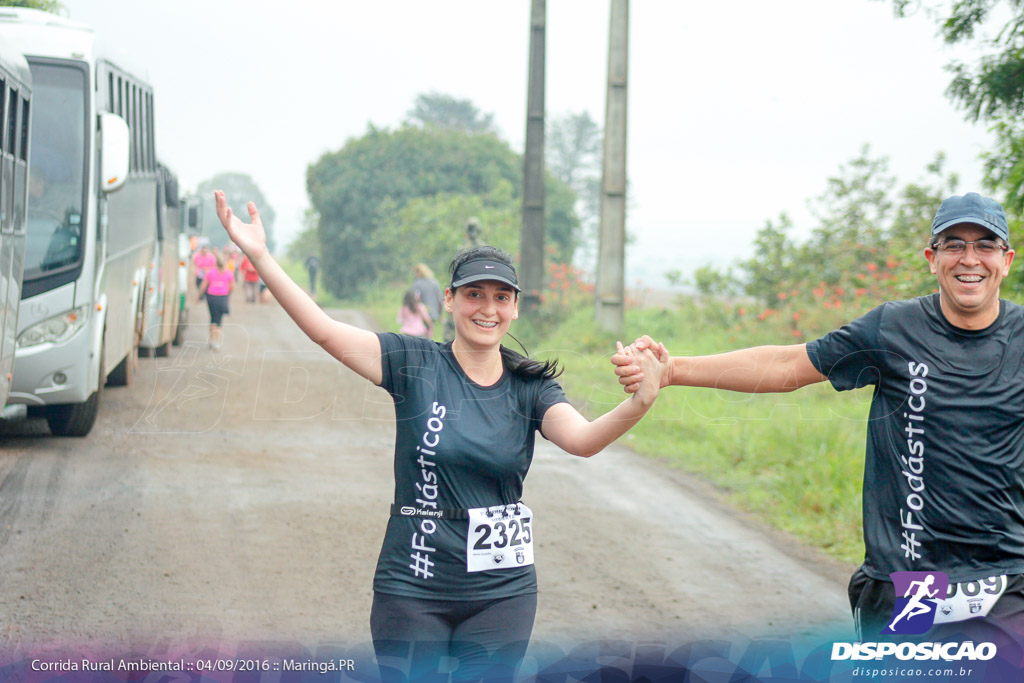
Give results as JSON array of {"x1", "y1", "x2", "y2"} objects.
[
  {"x1": 139, "y1": 88, "x2": 147, "y2": 172},
  {"x1": 11, "y1": 91, "x2": 19, "y2": 157},
  {"x1": 20, "y1": 97, "x2": 28, "y2": 161},
  {"x1": 6, "y1": 86, "x2": 15, "y2": 155},
  {"x1": 24, "y1": 62, "x2": 86, "y2": 282},
  {"x1": 13, "y1": 92, "x2": 27, "y2": 237},
  {"x1": 131, "y1": 83, "x2": 139, "y2": 172},
  {"x1": 146, "y1": 92, "x2": 154, "y2": 171},
  {"x1": 0, "y1": 79, "x2": 5, "y2": 150},
  {"x1": 1, "y1": 79, "x2": 6, "y2": 234}
]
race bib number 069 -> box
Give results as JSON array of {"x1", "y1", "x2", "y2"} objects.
[
  {"x1": 933, "y1": 574, "x2": 1007, "y2": 624},
  {"x1": 466, "y1": 503, "x2": 535, "y2": 573}
]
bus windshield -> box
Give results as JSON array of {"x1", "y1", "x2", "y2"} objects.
[{"x1": 24, "y1": 61, "x2": 86, "y2": 282}]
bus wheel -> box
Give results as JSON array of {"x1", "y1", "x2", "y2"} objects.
[
  {"x1": 154, "y1": 341, "x2": 171, "y2": 357},
  {"x1": 47, "y1": 349, "x2": 103, "y2": 437},
  {"x1": 173, "y1": 310, "x2": 188, "y2": 346},
  {"x1": 45, "y1": 390, "x2": 100, "y2": 437},
  {"x1": 107, "y1": 344, "x2": 137, "y2": 386}
]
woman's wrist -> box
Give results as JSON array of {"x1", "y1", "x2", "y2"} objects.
[
  {"x1": 630, "y1": 387, "x2": 656, "y2": 411},
  {"x1": 250, "y1": 247, "x2": 273, "y2": 269}
]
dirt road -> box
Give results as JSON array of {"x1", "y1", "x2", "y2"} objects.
[{"x1": 0, "y1": 297, "x2": 855, "y2": 667}]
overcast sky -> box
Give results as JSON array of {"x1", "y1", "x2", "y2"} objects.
[{"x1": 59, "y1": 0, "x2": 997, "y2": 287}]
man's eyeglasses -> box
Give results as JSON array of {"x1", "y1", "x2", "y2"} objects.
[{"x1": 930, "y1": 238, "x2": 1009, "y2": 256}]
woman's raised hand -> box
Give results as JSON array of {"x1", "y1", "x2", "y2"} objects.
[{"x1": 215, "y1": 190, "x2": 267, "y2": 260}]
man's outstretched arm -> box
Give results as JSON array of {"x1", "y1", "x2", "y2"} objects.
[{"x1": 613, "y1": 336, "x2": 827, "y2": 394}]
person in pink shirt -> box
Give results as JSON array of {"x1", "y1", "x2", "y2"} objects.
[
  {"x1": 198, "y1": 254, "x2": 235, "y2": 350},
  {"x1": 397, "y1": 289, "x2": 432, "y2": 338},
  {"x1": 192, "y1": 245, "x2": 217, "y2": 300}
]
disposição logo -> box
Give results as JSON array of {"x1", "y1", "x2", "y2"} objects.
[{"x1": 884, "y1": 571, "x2": 950, "y2": 635}]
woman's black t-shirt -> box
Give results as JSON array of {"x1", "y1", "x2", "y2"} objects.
[{"x1": 372, "y1": 333, "x2": 568, "y2": 600}]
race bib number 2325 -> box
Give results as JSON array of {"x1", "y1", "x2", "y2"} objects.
[{"x1": 466, "y1": 503, "x2": 535, "y2": 573}]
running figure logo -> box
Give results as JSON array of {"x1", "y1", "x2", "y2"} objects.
[{"x1": 884, "y1": 571, "x2": 950, "y2": 635}]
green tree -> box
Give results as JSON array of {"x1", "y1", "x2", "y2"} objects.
[
  {"x1": 740, "y1": 213, "x2": 800, "y2": 307},
  {"x1": 0, "y1": 0, "x2": 64, "y2": 12},
  {"x1": 195, "y1": 172, "x2": 276, "y2": 251},
  {"x1": 406, "y1": 92, "x2": 496, "y2": 135},
  {"x1": 306, "y1": 124, "x2": 579, "y2": 298},
  {"x1": 887, "y1": 153, "x2": 962, "y2": 296},
  {"x1": 983, "y1": 119, "x2": 1024, "y2": 214},
  {"x1": 889, "y1": 1, "x2": 1024, "y2": 212},
  {"x1": 548, "y1": 111, "x2": 602, "y2": 264},
  {"x1": 890, "y1": 0, "x2": 1024, "y2": 121},
  {"x1": 740, "y1": 148, "x2": 898, "y2": 310},
  {"x1": 686, "y1": 149, "x2": 995, "y2": 340},
  {"x1": 286, "y1": 208, "x2": 321, "y2": 264},
  {"x1": 371, "y1": 183, "x2": 522, "y2": 285},
  {"x1": 548, "y1": 111, "x2": 601, "y2": 191},
  {"x1": 799, "y1": 147, "x2": 896, "y2": 289},
  {"x1": 738, "y1": 148, "x2": 957, "y2": 322}
]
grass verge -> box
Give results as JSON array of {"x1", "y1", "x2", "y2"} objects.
[{"x1": 534, "y1": 304, "x2": 868, "y2": 567}]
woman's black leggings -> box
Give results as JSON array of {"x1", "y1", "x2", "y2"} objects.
[
  {"x1": 370, "y1": 591, "x2": 537, "y2": 683},
  {"x1": 205, "y1": 293, "x2": 229, "y2": 326}
]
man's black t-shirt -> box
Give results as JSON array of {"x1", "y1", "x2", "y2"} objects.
[
  {"x1": 372, "y1": 333, "x2": 568, "y2": 600},
  {"x1": 806, "y1": 294, "x2": 1024, "y2": 582}
]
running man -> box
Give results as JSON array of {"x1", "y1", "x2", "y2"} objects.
[{"x1": 613, "y1": 193, "x2": 1024, "y2": 649}]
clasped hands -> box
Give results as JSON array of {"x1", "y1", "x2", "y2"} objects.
[{"x1": 612, "y1": 335, "x2": 671, "y2": 399}]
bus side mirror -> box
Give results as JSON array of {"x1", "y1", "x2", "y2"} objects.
[{"x1": 99, "y1": 112, "x2": 130, "y2": 193}]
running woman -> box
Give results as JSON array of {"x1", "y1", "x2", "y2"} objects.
[
  {"x1": 215, "y1": 191, "x2": 667, "y2": 682},
  {"x1": 192, "y1": 244, "x2": 216, "y2": 298},
  {"x1": 197, "y1": 252, "x2": 234, "y2": 351}
]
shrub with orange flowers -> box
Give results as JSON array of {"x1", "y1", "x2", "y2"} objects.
[{"x1": 695, "y1": 147, "x2": 1019, "y2": 341}]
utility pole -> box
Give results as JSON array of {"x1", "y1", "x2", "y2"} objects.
[
  {"x1": 595, "y1": 0, "x2": 628, "y2": 334},
  {"x1": 520, "y1": 0, "x2": 546, "y2": 315}
]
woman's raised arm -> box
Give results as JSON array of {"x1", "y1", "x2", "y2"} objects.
[{"x1": 215, "y1": 191, "x2": 383, "y2": 384}]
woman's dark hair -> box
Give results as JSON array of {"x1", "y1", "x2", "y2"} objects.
[
  {"x1": 448, "y1": 246, "x2": 563, "y2": 381},
  {"x1": 499, "y1": 345, "x2": 563, "y2": 381},
  {"x1": 402, "y1": 289, "x2": 419, "y2": 311}
]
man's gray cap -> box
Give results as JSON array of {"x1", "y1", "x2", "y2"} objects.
[{"x1": 932, "y1": 193, "x2": 1009, "y2": 242}]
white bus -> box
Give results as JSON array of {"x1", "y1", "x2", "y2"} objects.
[
  {"x1": 1, "y1": 8, "x2": 157, "y2": 436},
  {"x1": 139, "y1": 163, "x2": 182, "y2": 357},
  {"x1": 0, "y1": 43, "x2": 31, "y2": 411}
]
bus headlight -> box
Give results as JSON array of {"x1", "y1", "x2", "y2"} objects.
[{"x1": 17, "y1": 305, "x2": 91, "y2": 348}]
